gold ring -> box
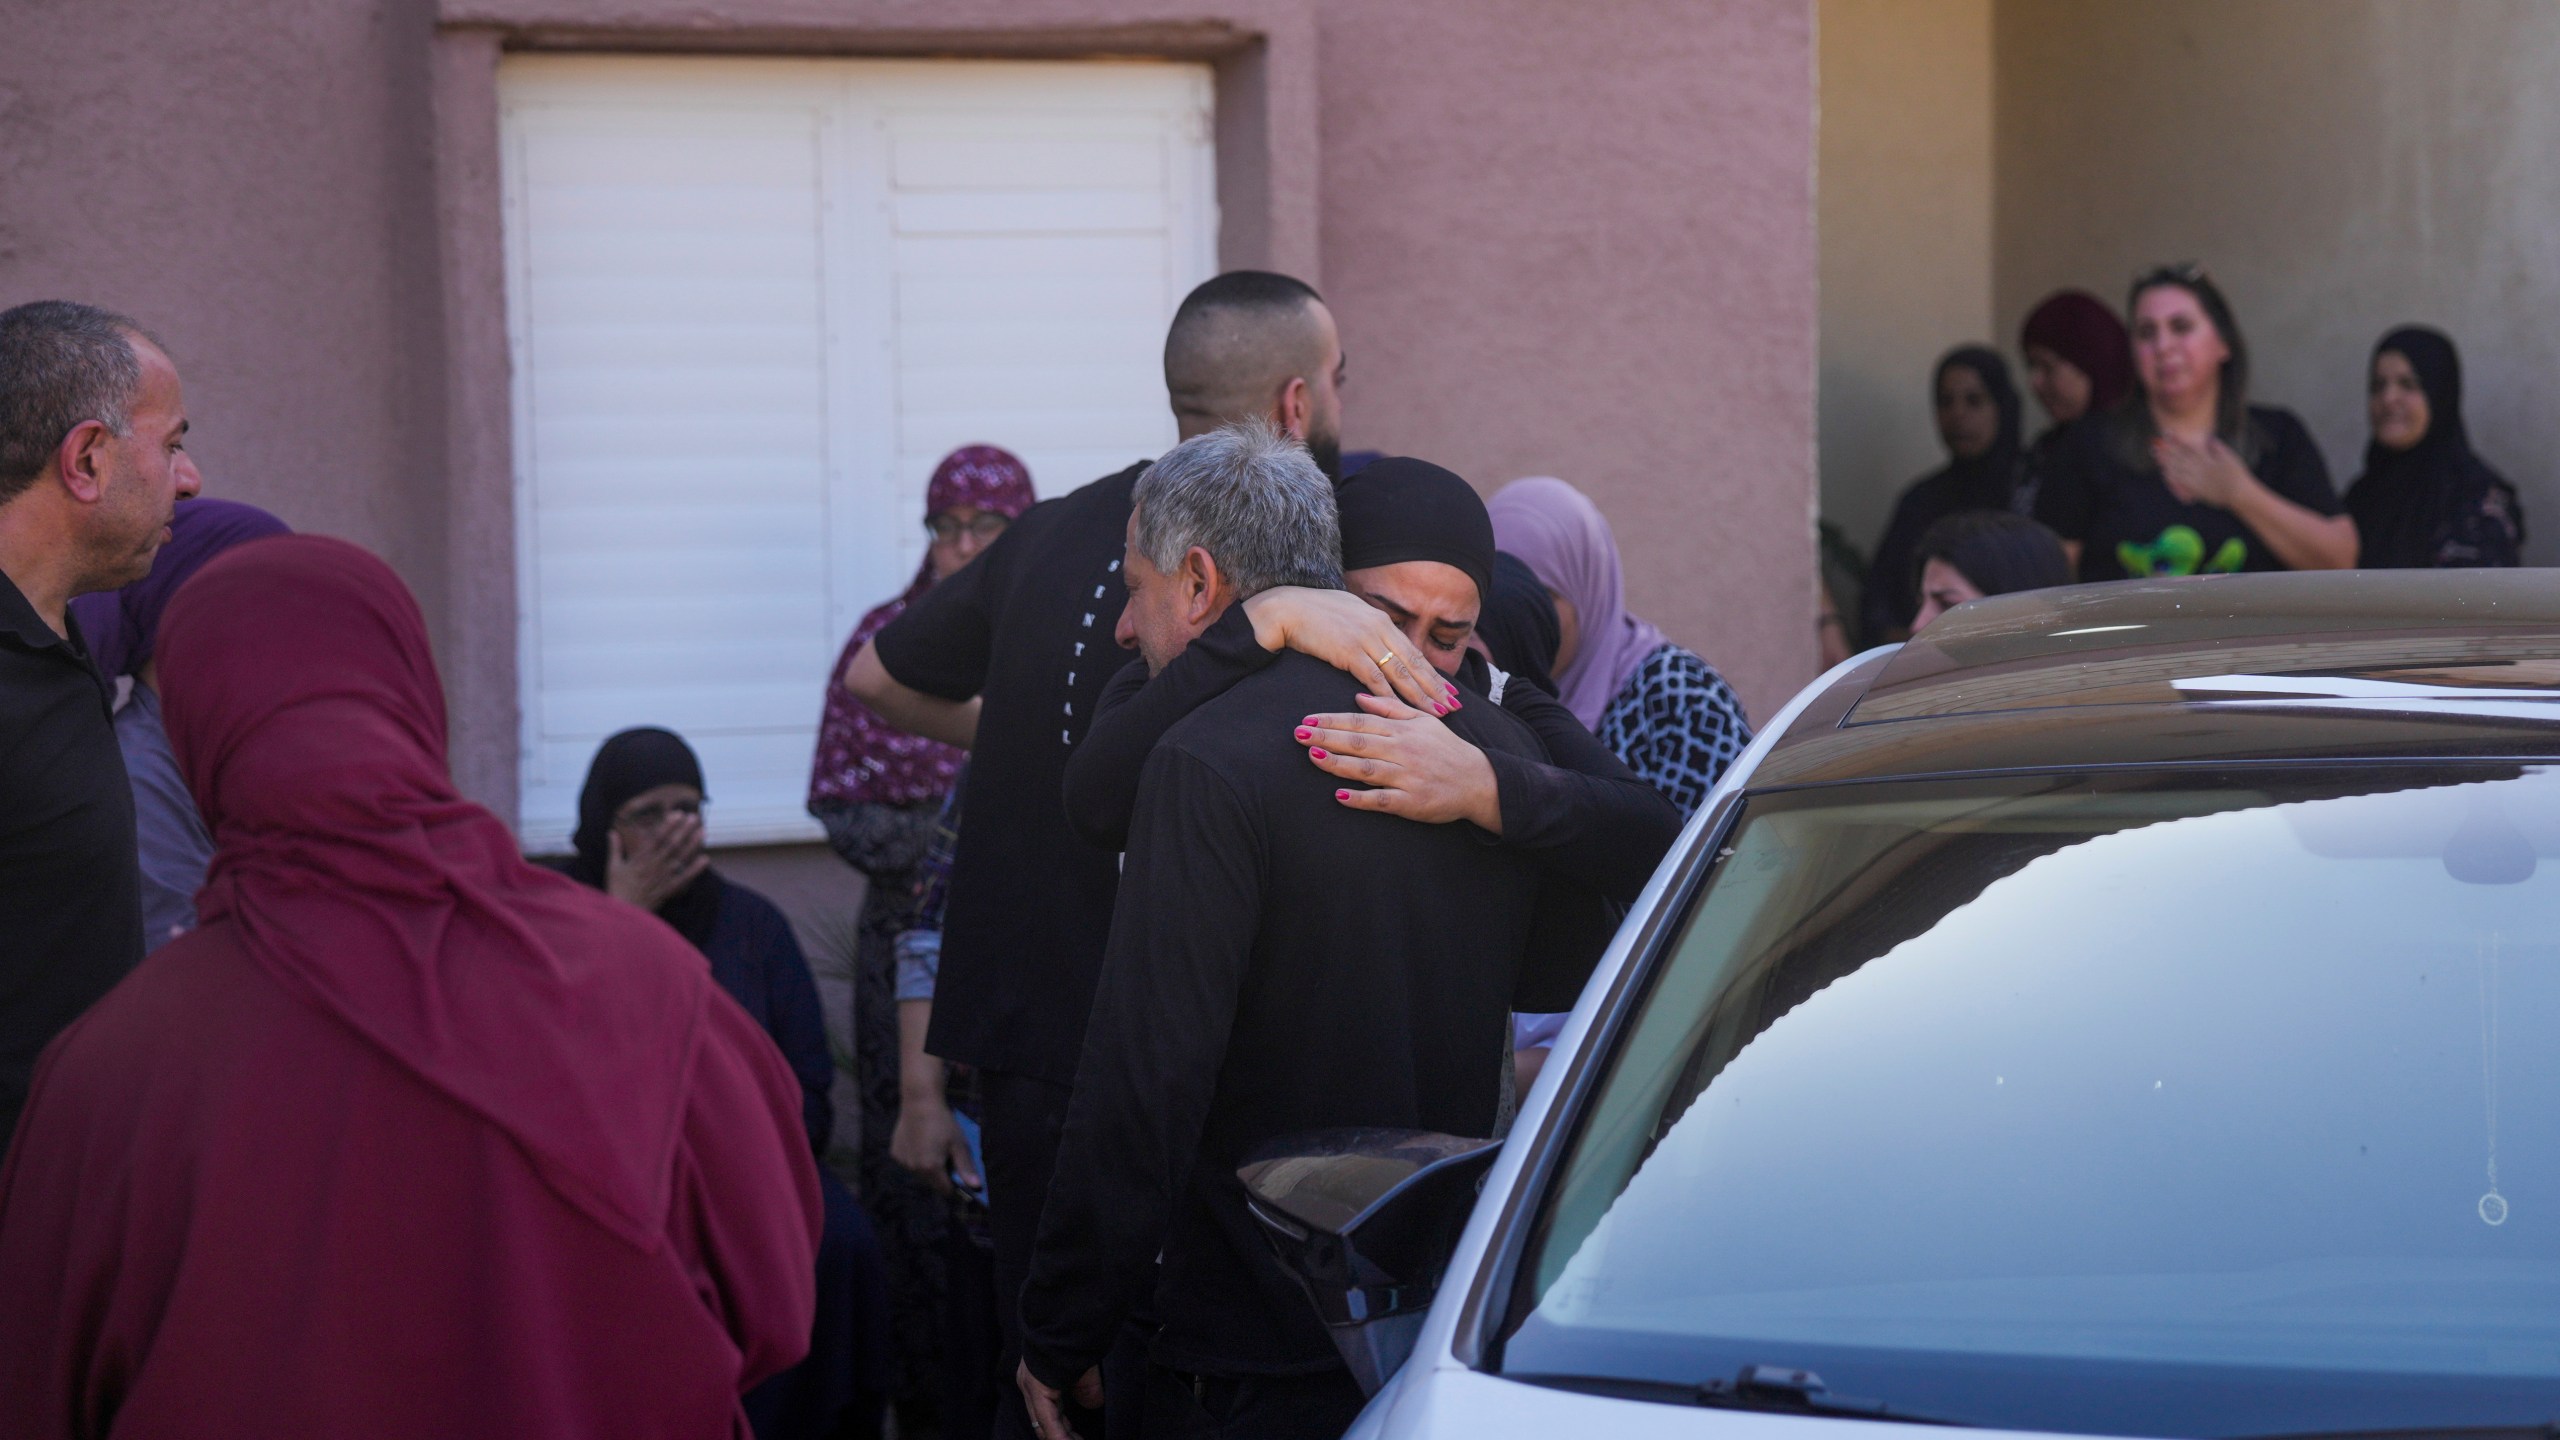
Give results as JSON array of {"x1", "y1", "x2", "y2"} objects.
[{"x1": 1375, "y1": 652, "x2": 1398, "y2": 670}]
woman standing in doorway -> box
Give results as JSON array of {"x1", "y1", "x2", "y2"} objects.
[
  {"x1": 1861, "y1": 346, "x2": 2026, "y2": 640},
  {"x1": 2344, "y1": 325, "x2": 2525, "y2": 568},
  {"x1": 807, "y1": 444, "x2": 1035, "y2": 1433},
  {"x1": 2017, "y1": 288, "x2": 2134, "y2": 494},
  {"x1": 2034, "y1": 265, "x2": 2354, "y2": 580}
]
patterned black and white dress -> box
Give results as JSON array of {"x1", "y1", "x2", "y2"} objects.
[{"x1": 1595, "y1": 644, "x2": 1753, "y2": 818}]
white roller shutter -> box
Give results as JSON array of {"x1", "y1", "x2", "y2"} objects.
[{"x1": 500, "y1": 56, "x2": 1216, "y2": 849}]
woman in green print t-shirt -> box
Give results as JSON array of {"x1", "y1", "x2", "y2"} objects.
[{"x1": 2034, "y1": 264, "x2": 2358, "y2": 582}]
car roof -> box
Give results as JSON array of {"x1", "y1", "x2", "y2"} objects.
[{"x1": 1758, "y1": 570, "x2": 2560, "y2": 789}]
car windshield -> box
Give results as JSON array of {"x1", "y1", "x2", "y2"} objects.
[{"x1": 1500, "y1": 764, "x2": 2560, "y2": 1438}]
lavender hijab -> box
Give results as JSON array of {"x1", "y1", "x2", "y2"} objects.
[
  {"x1": 1487, "y1": 477, "x2": 1668, "y2": 729},
  {"x1": 69, "y1": 498, "x2": 292, "y2": 679}
]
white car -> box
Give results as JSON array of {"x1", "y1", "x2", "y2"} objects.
[{"x1": 1244, "y1": 572, "x2": 2560, "y2": 1439}]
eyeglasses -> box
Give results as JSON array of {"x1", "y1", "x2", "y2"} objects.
[
  {"x1": 616, "y1": 797, "x2": 704, "y2": 829},
  {"x1": 927, "y1": 512, "x2": 1011, "y2": 544}
]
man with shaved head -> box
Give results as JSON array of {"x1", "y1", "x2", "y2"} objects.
[
  {"x1": 846, "y1": 271, "x2": 1410, "y2": 1440},
  {"x1": 1162, "y1": 272, "x2": 1345, "y2": 480}
]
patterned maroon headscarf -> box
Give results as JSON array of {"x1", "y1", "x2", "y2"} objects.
[{"x1": 807, "y1": 446, "x2": 1037, "y2": 810}]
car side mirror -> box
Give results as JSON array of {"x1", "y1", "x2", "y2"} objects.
[{"x1": 1237, "y1": 1128, "x2": 1504, "y2": 1395}]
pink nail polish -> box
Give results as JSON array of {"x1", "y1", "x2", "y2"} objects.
[
  {"x1": 1310, "y1": 747, "x2": 1328, "y2": 760},
  {"x1": 1294, "y1": 727, "x2": 1312, "y2": 740},
  {"x1": 1336, "y1": 789, "x2": 1351, "y2": 801}
]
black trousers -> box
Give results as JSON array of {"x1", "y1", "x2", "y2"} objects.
[
  {"x1": 981, "y1": 1070, "x2": 1150, "y2": 1440},
  {"x1": 1140, "y1": 1364, "x2": 1366, "y2": 1440},
  {"x1": 940, "y1": 1210, "x2": 1001, "y2": 1440},
  {"x1": 983, "y1": 1068, "x2": 1070, "y2": 1440}
]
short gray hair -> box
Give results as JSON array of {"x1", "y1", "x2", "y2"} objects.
[
  {"x1": 1133, "y1": 419, "x2": 1341, "y2": 597},
  {"x1": 0, "y1": 301, "x2": 149, "y2": 503}
]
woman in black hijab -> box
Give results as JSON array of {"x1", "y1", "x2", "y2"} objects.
[
  {"x1": 1476, "y1": 552, "x2": 1561, "y2": 696},
  {"x1": 564, "y1": 727, "x2": 891, "y2": 1440},
  {"x1": 1862, "y1": 345, "x2": 2025, "y2": 641},
  {"x1": 2345, "y1": 326, "x2": 2525, "y2": 568}
]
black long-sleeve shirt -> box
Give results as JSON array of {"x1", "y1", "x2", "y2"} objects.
[
  {"x1": 1059, "y1": 607, "x2": 1679, "y2": 907},
  {"x1": 1019, "y1": 653, "x2": 1606, "y2": 1385}
]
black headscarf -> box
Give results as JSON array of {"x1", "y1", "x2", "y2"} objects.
[
  {"x1": 1933, "y1": 345, "x2": 2026, "y2": 511},
  {"x1": 1334, "y1": 456, "x2": 1497, "y2": 605},
  {"x1": 1863, "y1": 347, "x2": 2028, "y2": 637},
  {"x1": 2346, "y1": 326, "x2": 2522, "y2": 569},
  {"x1": 1476, "y1": 551, "x2": 1560, "y2": 695},
  {"x1": 568, "y1": 726, "x2": 720, "y2": 949}
]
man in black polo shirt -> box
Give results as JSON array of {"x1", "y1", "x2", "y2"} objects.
[
  {"x1": 843, "y1": 271, "x2": 1360, "y2": 1437},
  {"x1": 0, "y1": 301, "x2": 203, "y2": 1149}
]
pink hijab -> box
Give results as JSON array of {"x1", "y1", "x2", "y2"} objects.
[{"x1": 1487, "y1": 477, "x2": 1669, "y2": 729}]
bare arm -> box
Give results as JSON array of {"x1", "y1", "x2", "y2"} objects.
[
  {"x1": 845, "y1": 639, "x2": 981, "y2": 750},
  {"x1": 1300, "y1": 688, "x2": 1681, "y2": 905},
  {"x1": 1241, "y1": 586, "x2": 1452, "y2": 713},
  {"x1": 888, "y1": 998, "x2": 976, "y2": 1195},
  {"x1": 2223, "y1": 481, "x2": 2359, "y2": 571}
]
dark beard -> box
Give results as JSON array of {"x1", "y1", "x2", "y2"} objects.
[{"x1": 1305, "y1": 427, "x2": 1343, "y2": 483}]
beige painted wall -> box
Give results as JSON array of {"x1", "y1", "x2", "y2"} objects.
[
  {"x1": 1818, "y1": 0, "x2": 1995, "y2": 563},
  {"x1": 1996, "y1": 0, "x2": 2560, "y2": 565}
]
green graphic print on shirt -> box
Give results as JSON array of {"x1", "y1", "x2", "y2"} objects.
[{"x1": 2117, "y1": 525, "x2": 2248, "y2": 578}]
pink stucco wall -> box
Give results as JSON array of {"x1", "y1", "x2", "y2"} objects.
[
  {"x1": 0, "y1": 0, "x2": 1817, "y2": 819},
  {"x1": 0, "y1": 0, "x2": 454, "y2": 645},
  {"x1": 1315, "y1": 0, "x2": 1817, "y2": 720}
]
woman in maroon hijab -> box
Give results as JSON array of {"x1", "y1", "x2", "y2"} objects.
[{"x1": 0, "y1": 537, "x2": 821, "y2": 1439}]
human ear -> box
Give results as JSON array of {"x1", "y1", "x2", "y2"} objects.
[
  {"x1": 52, "y1": 420, "x2": 115, "y2": 504},
  {"x1": 1274, "y1": 376, "x2": 1312, "y2": 442},
  {"x1": 1180, "y1": 547, "x2": 1222, "y2": 623}
]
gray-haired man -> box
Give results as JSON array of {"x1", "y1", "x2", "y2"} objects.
[
  {"x1": 1015, "y1": 421, "x2": 1563, "y2": 1440},
  {"x1": 0, "y1": 301, "x2": 201, "y2": 1149}
]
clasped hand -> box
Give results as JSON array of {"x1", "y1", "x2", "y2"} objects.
[
  {"x1": 1295, "y1": 692, "x2": 1502, "y2": 833},
  {"x1": 2152, "y1": 432, "x2": 2255, "y2": 510}
]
